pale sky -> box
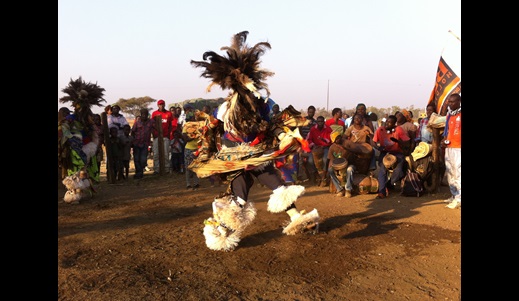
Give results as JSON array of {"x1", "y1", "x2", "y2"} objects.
[{"x1": 58, "y1": 0, "x2": 461, "y2": 115}]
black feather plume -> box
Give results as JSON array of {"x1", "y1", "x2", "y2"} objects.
[
  {"x1": 190, "y1": 31, "x2": 275, "y2": 136},
  {"x1": 60, "y1": 76, "x2": 106, "y2": 126}
]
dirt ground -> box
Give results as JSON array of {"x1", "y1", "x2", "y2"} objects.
[{"x1": 58, "y1": 160, "x2": 461, "y2": 301}]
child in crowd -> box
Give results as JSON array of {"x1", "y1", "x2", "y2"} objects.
[
  {"x1": 120, "y1": 124, "x2": 134, "y2": 180},
  {"x1": 108, "y1": 126, "x2": 124, "y2": 181},
  {"x1": 92, "y1": 114, "x2": 104, "y2": 179},
  {"x1": 170, "y1": 130, "x2": 185, "y2": 173}
]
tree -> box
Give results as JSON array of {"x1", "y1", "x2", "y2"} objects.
[{"x1": 114, "y1": 96, "x2": 156, "y2": 119}]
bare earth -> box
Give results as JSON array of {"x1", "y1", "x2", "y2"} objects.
[{"x1": 58, "y1": 163, "x2": 461, "y2": 301}]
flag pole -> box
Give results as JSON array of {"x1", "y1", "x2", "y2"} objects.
[
  {"x1": 448, "y1": 30, "x2": 461, "y2": 42},
  {"x1": 326, "y1": 79, "x2": 329, "y2": 112}
]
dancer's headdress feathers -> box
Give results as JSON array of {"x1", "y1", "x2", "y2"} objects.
[
  {"x1": 190, "y1": 31, "x2": 274, "y2": 135},
  {"x1": 59, "y1": 76, "x2": 106, "y2": 125}
]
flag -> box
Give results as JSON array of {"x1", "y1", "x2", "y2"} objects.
[{"x1": 427, "y1": 30, "x2": 461, "y2": 116}]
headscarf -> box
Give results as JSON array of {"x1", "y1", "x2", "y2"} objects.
[{"x1": 401, "y1": 109, "x2": 413, "y2": 123}]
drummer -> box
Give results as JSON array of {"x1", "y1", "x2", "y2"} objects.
[
  {"x1": 344, "y1": 113, "x2": 375, "y2": 171},
  {"x1": 327, "y1": 132, "x2": 355, "y2": 198}
]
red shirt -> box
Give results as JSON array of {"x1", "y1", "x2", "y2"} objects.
[
  {"x1": 151, "y1": 110, "x2": 173, "y2": 139},
  {"x1": 169, "y1": 117, "x2": 179, "y2": 139},
  {"x1": 307, "y1": 124, "x2": 332, "y2": 148},
  {"x1": 325, "y1": 118, "x2": 345, "y2": 135},
  {"x1": 373, "y1": 126, "x2": 409, "y2": 154}
]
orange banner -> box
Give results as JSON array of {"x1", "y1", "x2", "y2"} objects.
[{"x1": 427, "y1": 31, "x2": 461, "y2": 116}]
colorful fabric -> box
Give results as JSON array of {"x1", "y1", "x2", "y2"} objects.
[
  {"x1": 68, "y1": 145, "x2": 100, "y2": 182},
  {"x1": 131, "y1": 118, "x2": 154, "y2": 148},
  {"x1": 276, "y1": 153, "x2": 299, "y2": 183}
]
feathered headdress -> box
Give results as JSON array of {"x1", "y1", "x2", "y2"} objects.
[
  {"x1": 59, "y1": 76, "x2": 106, "y2": 126},
  {"x1": 190, "y1": 31, "x2": 274, "y2": 136}
]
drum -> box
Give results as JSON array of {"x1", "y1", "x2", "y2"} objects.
[
  {"x1": 312, "y1": 146, "x2": 325, "y2": 171},
  {"x1": 342, "y1": 141, "x2": 373, "y2": 155},
  {"x1": 353, "y1": 174, "x2": 379, "y2": 194},
  {"x1": 382, "y1": 153, "x2": 397, "y2": 170},
  {"x1": 343, "y1": 141, "x2": 373, "y2": 175},
  {"x1": 332, "y1": 158, "x2": 348, "y2": 171}
]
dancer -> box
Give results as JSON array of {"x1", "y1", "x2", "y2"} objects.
[
  {"x1": 58, "y1": 76, "x2": 105, "y2": 202},
  {"x1": 190, "y1": 31, "x2": 320, "y2": 251}
]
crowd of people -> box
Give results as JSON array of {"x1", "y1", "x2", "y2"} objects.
[
  {"x1": 59, "y1": 95, "x2": 461, "y2": 209},
  {"x1": 58, "y1": 91, "x2": 461, "y2": 208}
]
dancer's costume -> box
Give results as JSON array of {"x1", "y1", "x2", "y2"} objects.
[
  {"x1": 189, "y1": 31, "x2": 320, "y2": 251},
  {"x1": 59, "y1": 77, "x2": 105, "y2": 203}
]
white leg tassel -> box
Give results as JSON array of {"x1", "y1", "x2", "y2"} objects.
[
  {"x1": 203, "y1": 195, "x2": 256, "y2": 251},
  {"x1": 267, "y1": 185, "x2": 305, "y2": 213},
  {"x1": 283, "y1": 208, "x2": 320, "y2": 235}
]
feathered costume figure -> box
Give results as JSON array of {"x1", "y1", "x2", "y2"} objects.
[
  {"x1": 59, "y1": 76, "x2": 105, "y2": 203},
  {"x1": 190, "y1": 31, "x2": 319, "y2": 251}
]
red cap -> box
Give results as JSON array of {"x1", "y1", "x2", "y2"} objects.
[{"x1": 157, "y1": 99, "x2": 165, "y2": 105}]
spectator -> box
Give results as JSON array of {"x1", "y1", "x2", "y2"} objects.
[
  {"x1": 372, "y1": 115, "x2": 410, "y2": 199},
  {"x1": 416, "y1": 104, "x2": 436, "y2": 144},
  {"x1": 368, "y1": 112, "x2": 379, "y2": 133},
  {"x1": 182, "y1": 113, "x2": 200, "y2": 190},
  {"x1": 306, "y1": 115, "x2": 333, "y2": 187},
  {"x1": 169, "y1": 106, "x2": 179, "y2": 139},
  {"x1": 107, "y1": 105, "x2": 129, "y2": 138},
  {"x1": 341, "y1": 113, "x2": 350, "y2": 123},
  {"x1": 92, "y1": 114, "x2": 104, "y2": 179},
  {"x1": 108, "y1": 126, "x2": 124, "y2": 181},
  {"x1": 269, "y1": 103, "x2": 281, "y2": 122},
  {"x1": 151, "y1": 99, "x2": 173, "y2": 174},
  {"x1": 131, "y1": 108, "x2": 154, "y2": 180},
  {"x1": 298, "y1": 105, "x2": 318, "y2": 183},
  {"x1": 396, "y1": 110, "x2": 418, "y2": 155},
  {"x1": 104, "y1": 105, "x2": 112, "y2": 116},
  {"x1": 442, "y1": 93, "x2": 461, "y2": 209},
  {"x1": 344, "y1": 103, "x2": 374, "y2": 134},
  {"x1": 120, "y1": 124, "x2": 133, "y2": 180},
  {"x1": 170, "y1": 130, "x2": 185, "y2": 174},
  {"x1": 325, "y1": 107, "x2": 345, "y2": 135}
]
